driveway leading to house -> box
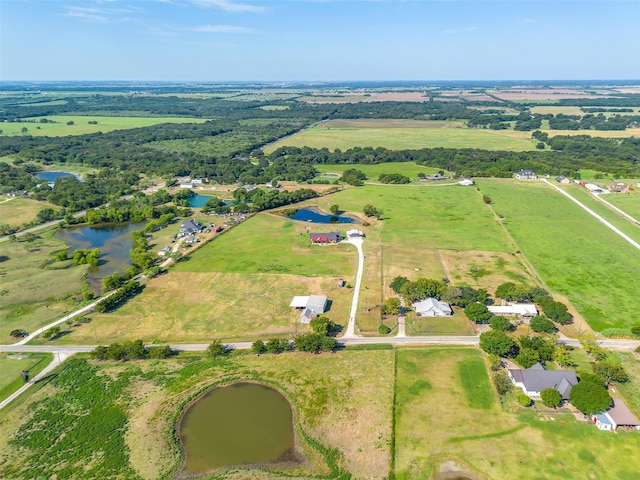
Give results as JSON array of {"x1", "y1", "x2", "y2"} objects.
[{"x1": 343, "y1": 236, "x2": 364, "y2": 338}]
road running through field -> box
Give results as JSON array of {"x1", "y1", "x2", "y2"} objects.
[{"x1": 542, "y1": 179, "x2": 640, "y2": 251}]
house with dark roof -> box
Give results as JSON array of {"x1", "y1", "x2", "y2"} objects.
[
  {"x1": 555, "y1": 175, "x2": 570, "y2": 184},
  {"x1": 593, "y1": 399, "x2": 640, "y2": 431},
  {"x1": 310, "y1": 232, "x2": 341, "y2": 244},
  {"x1": 412, "y1": 298, "x2": 452, "y2": 317},
  {"x1": 180, "y1": 219, "x2": 203, "y2": 236},
  {"x1": 507, "y1": 363, "x2": 577, "y2": 400}
]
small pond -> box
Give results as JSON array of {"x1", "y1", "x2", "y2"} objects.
[
  {"x1": 178, "y1": 382, "x2": 297, "y2": 475},
  {"x1": 55, "y1": 222, "x2": 144, "y2": 292},
  {"x1": 35, "y1": 171, "x2": 81, "y2": 182},
  {"x1": 188, "y1": 194, "x2": 212, "y2": 208},
  {"x1": 289, "y1": 207, "x2": 357, "y2": 224}
]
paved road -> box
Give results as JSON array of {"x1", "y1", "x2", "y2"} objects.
[
  {"x1": 343, "y1": 236, "x2": 365, "y2": 338},
  {"x1": 0, "y1": 210, "x2": 87, "y2": 244}
]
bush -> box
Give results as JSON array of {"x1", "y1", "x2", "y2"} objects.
[
  {"x1": 493, "y1": 371, "x2": 512, "y2": 395},
  {"x1": 10, "y1": 329, "x2": 28, "y2": 338},
  {"x1": 487, "y1": 354, "x2": 502, "y2": 371},
  {"x1": 378, "y1": 324, "x2": 391, "y2": 335},
  {"x1": 517, "y1": 393, "x2": 532, "y2": 407},
  {"x1": 593, "y1": 360, "x2": 629, "y2": 384},
  {"x1": 631, "y1": 325, "x2": 640, "y2": 337},
  {"x1": 148, "y1": 345, "x2": 173, "y2": 359},
  {"x1": 266, "y1": 338, "x2": 290, "y2": 354},
  {"x1": 465, "y1": 302, "x2": 491, "y2": 324},
  {"x1": 206, "y1": 339, "x2": 228, "y2": 357},
  {"x1": 540, "y1": 387, "x2": 562, "y2": 408},
  {"x1": 251, "y1": 340, "x2": 266, "y2": 354},
  {"x1": 489, "y1": 316, "x2": 512, "y2": 332}
]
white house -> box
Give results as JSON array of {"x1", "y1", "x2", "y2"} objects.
[
  {"x1": 412, "y1": 298, "x2": 452, "y2": 317},
  {"x1": 507, "y1": 363, "x2": 577, "y2": 400},
  {"x1": 488, "y1": 303, "x2": 537, "y2": 318},
  {"x1": 459, "y1": 179, "x2": 474, "y2": 186},
  {"x1": 290, "y1": 295, "x2": 328, "y2": 323},
  {"x1": 515, "y1": 169, "x2": 537, "y2": 181},
  {"x1": 179, "y1": 182, "x2": 194, "y2": 189},
  {"x1": 593, "y1": 399, "x2": 640, "y2": 431}
]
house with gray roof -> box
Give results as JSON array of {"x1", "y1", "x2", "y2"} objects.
[
  {"x1": 507, "y1": 363, "x2": 577, "y2": 400},
  {"x1": 593, "y1": 399, "x2": 640, "y2": 431},
  {"x1": 180, "y1": 219, "x2": 203, "y2": 236},
  {"x1": 412, "y1": 298, "x2": 452, "y2": 317},
  {"x1": 290, "y1": 295, "x2": 328, "y2": 323},
  {"x1": 515, "y1": 169, "x2": 537, "y2": 181}
]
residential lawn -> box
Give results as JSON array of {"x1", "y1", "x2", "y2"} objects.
[
  {"x1": 0, "y1": 197, "x2": 56, "y2": 227},
  {"x1": 0, "y1": 116, "x2": 207, "y2": 137},
  {"x1": 0, "y1": 353, "x2": 52, "y2": 403},
  {"x1": 477, "y1": 179, "x2": 640, "y2": 332},
  {"x1": 0, "y1": 227, "x2": 90, "y2": 344},
  {"x1": 404, "y1": 310, "x2": 476, "y2": 336},
  {"x1": 394, "y1": 348, "x2": 640, "y2": 480},
  {"x1": 264, "y1": 119, "x2": 540, "y2": 153},
  {"x1": 0, "y1": 350, "x2": 394, "y2": 480}
]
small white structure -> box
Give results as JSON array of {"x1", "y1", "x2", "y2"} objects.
[
  {"x1": 488, "y1": 303, "x2": 537, "y2": 318},
  {"x1": 179, "y1": 182, "x2": 194, "y2": 189},
  {"x1": 593, "y1": 399, "x2": 640, "y2": 431},
  {"x1": 459, "y1": 179, "x2": 474, "y2": 186},
  {"x1": 346, "y1": 229, "x2": 365, "y2": 238},
  {"x1": 290, "y1": 295, "x2": 328, "y2": 323},
  {"x1": 412, "y1": 298, "x2": 452, "y2": 317}
]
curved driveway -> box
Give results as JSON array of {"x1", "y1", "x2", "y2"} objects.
[{"x1": 342, "y1": 236, "x2": 364, "y2": 337}]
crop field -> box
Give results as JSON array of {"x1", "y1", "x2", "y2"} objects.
[
  {"x1": 0, "y1": 349, "x2": 395, "y2": 480},
  {"x1": 314, "y1": 161, "x2": 443, "y2": 181},
  {"x1": 0, "y1": 228, "x2": 89, "y2": 344},
  {"x1": 0, "y1": 197, "x2": 56, "y2": 227},
  {"x1": 264, "y1": 119, "x2": 540, "y2": 153},
  {"x1": 394, "y1": 348, "x2": 640, "y2": 480},
  {"x1": 477, "y1": 179, "x2": 640, "y2": 332},
  {"x1": 0, "y1": 353, "x2": 52, "y2": 402},
  {"x1": 0, "y1": 116, "x2": 207, "y2": 137}
]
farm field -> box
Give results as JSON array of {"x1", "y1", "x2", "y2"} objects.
[
  {"x1": 315, "y1": 161, "x2": 444, "y2": 181},
  {"x1": 0, "y1": 349, "x2": 395, "y2": 480},
  {"x1": 0, "y1": 227, "x2": 89, "y2": 344},
  {"x1": 0, "y1": 116, "x2": 207, "y2": 137},
  {"x1": 264, "y1": 119, "x2": 540, "y2": 153},
  {"x1": 531, "y1": 106, "x2": 640, "y2": 116},
  {"x1": 0, "y1": 353, "x2": 52, "y2": 403},
  {"x1": 601, "y1": 190, "x2": 640, "y2": 220},
  {"x1": 0, "y1": 197, "x2": 56, "y2": 227},
  {"x1": 477, "y1": 179, "x2": 640, "y2": 332},
  {"x1": 394, "y1": 348, "x2": 640, "y2": 480}
]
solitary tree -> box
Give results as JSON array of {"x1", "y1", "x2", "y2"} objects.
[
  {"x1": 540, "y1": 388, "x2": 562, "y2": 408},
  {"x1": 389, "y1": 276, "x2": 410, "y2": 294},
  {"x1": 206, "y1": 339, "x2": 228, "y2": 357},
  {"x1": 570, "y1": 381, "x2": 612, "y2": 415},
  {"x1": 592, "y1": 361, "x2": 629, "y2": 384},
  {"x1": 464, "y1": 302, "x2": 491, "y2": 324},
  {"x1": 329, "y1": 204, "x2": 340, "y2": 215},
  {"x1": 310, "y1": 316, "x2": 336, "y2": 336},
  {"x1": 479, "y1": 330, "x2": 517, "y2": 357}
]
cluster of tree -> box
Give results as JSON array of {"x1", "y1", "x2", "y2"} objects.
[
  {"x1": 465, "y1": 303, "x2": 491, "y2": 324},
  {"x1": 378, "y1": 173, "x2": 410, "y2": 184},
  {"x1": 514, "y1": 335, "x2": 556, "y2": 368},
  {"x1": 570, "y1": 373, "x2": 612, "y2": 415},
  {"x1": 71, "y1": 248, "x2": 100, "y2": 266},
  {"x1": 91, "y1": 339, "x2": 173, "y2": 361},
  {"x1": 393, "y1": 277, "x2": 448, "y2": 303},
  {"x1": 233, "y1": 187, "x2": 319, "y2": 212},
  {"x1": 129, "y1": 231, "x2": 155, "y2": 270},
  {"x1": 340, "y1": 168, "x2": 367, "y2": 186},
  {"x1": 85, "y1": 195, "x2": 186, "y2": 225},
  {"x1": 363, "y1": 204, "x2": 383, "y2": 219},
  {"x1": 547, "y1": 113, "x2": 640, "y2": 131},
  {"x1": 495, "y1": 283, "x2": 571, "y2": 324},
  {"x1": 382, "y1": 298, "x2": 401, "y2": 316},
  {"x1": 249, "y1": 333, "x2": 336, "y2": 355},
  {"x1": 102, "y1": 266, "x2": 139, "y2": 291},
  {"x1": 94, "y1": 280, "x2": 143, "y2": 313},
  {"x1": 529, "y1": 315, "x2": 556, "y2": 333}
]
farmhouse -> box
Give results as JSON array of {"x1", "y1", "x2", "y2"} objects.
[
  {"x1": 555, "y1": 176, "x2": 570, "y2": 184},
  {"x1": 609, "y1": 183, "x2": 629, "y2": 193},
  {"x1": 507, "y1": 363, "x2": 577, "y2": 400},
  {"x1": 422, "y1": 173, "x2": 448, "y2": 181},
  {"x1": 593, "y1": 399, "x2": 640, "y2": 431},
  {"x1": 310, "y1": 231, "x2": 342, "y2": 244},
  {"x1": 180, "y1": 219, "x2": 203, "y2": 236},
  {"x1": 289, "y1": 295, "x2": 328, "y2": 323},
  {"x1": 488, "y1": 303, "x2": 537, "y2": 318},
  {"x1": 412, "y1": 298, "x2": 452, "y2": 317},
  {"x1": 515, "y1": 169, "x2": 537, "y2": 181}
]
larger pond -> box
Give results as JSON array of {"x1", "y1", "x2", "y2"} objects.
[
  {"x1": 55, "y1": 222, "x2": 144, "y2": 292},
  {"x1": 290, "y1": 207, "x2": 357, "y2": 224},
  {"x1": 178, "y1": 382, "x2": 297, "y2": 475},
  {"x1": 35, "y1": 171, "x2": 81, "y2": 183},
  {"x1": 188, "y1": 194, "x2": 212, "y2": 208}
]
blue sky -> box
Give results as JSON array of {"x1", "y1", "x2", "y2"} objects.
[{"x1": 1, "y1": 0, "x2": 638, "y2": 81}]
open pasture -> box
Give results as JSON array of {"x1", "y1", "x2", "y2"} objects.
[
  {"x1": 264, "y1": 119, "x2": 540, "y2": 153},
  {"x1": 315, "y1": 161, "x2": 443, "y2": 181},
  {"x1": 0, "y1": 116, "x2": 207, "y2": 137},
  {"x1": 0, "y1": 350, "x2": 394, "y2": 480},
  {"x1": 0, "y1": 197, "x2": 56, "y2": 227},
  {"x1": 601, "y1": 190, "x2": 640, "y2": 220},
  {"x1": 394, "y1": 348, "x2": 640, "y2": 480},
  {"x1": 477, "y1": 179, "x2": 640, "y2": 332}
]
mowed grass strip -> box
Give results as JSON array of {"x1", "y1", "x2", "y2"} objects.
[
  {"x1": 477, "y1": 179, "x2": 640, "y2": 331},
  {"x1": 0, "y1": 353, "x2": 52, "y2": 402},
  {"x1": 264, "y1": 119, "x2": 539, "y2": 153},
  {"x1": 1, "y1": 115, "x2": 207, "y2": 137},
  {"x1": 394, "y1": 348, "x2": 640, "y2": 480},
  {"x1": 458, "y1": 358, "x2": 495, "y2": 409}
]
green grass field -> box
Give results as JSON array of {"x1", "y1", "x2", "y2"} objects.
[
  {"x1": 0, "y1": 116, "x2": 207, "y2": 137},
  {"x1": 394, "y1": 348, "x2": 640, "y2": 480},
  {"x1": 0, "y1": 197, "x2": 56, "y2": 227},
  {"x1": 0, "y1": 350, "x2": 395, "y2": 480},
  {"x1": 477, "y1": 179, "x2": 640, "y2": 332},
  {"x1": 0, "y1": 353, "x2": 52, "y2": 403},
  {"x1": 264, "y1": 119, "x2": 540, "y2": 153},
  {"x1": 314, "y1": 161, "x2": 443, "y2": 181}
]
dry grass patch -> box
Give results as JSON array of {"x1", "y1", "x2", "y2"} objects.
[{"x1": 0, "y1": 197, "x2": 55, "y2": 226}]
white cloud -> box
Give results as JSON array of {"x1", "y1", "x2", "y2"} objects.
[
  {"x1": 189, "y1": 24, "x2": 256, "y2": 33},
  {"x1": 62, "y1": 3, "x2": 141, "y2": 23},
  {"x1": 187, "y1": 0, "x2": 266, "y2": 13}
]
